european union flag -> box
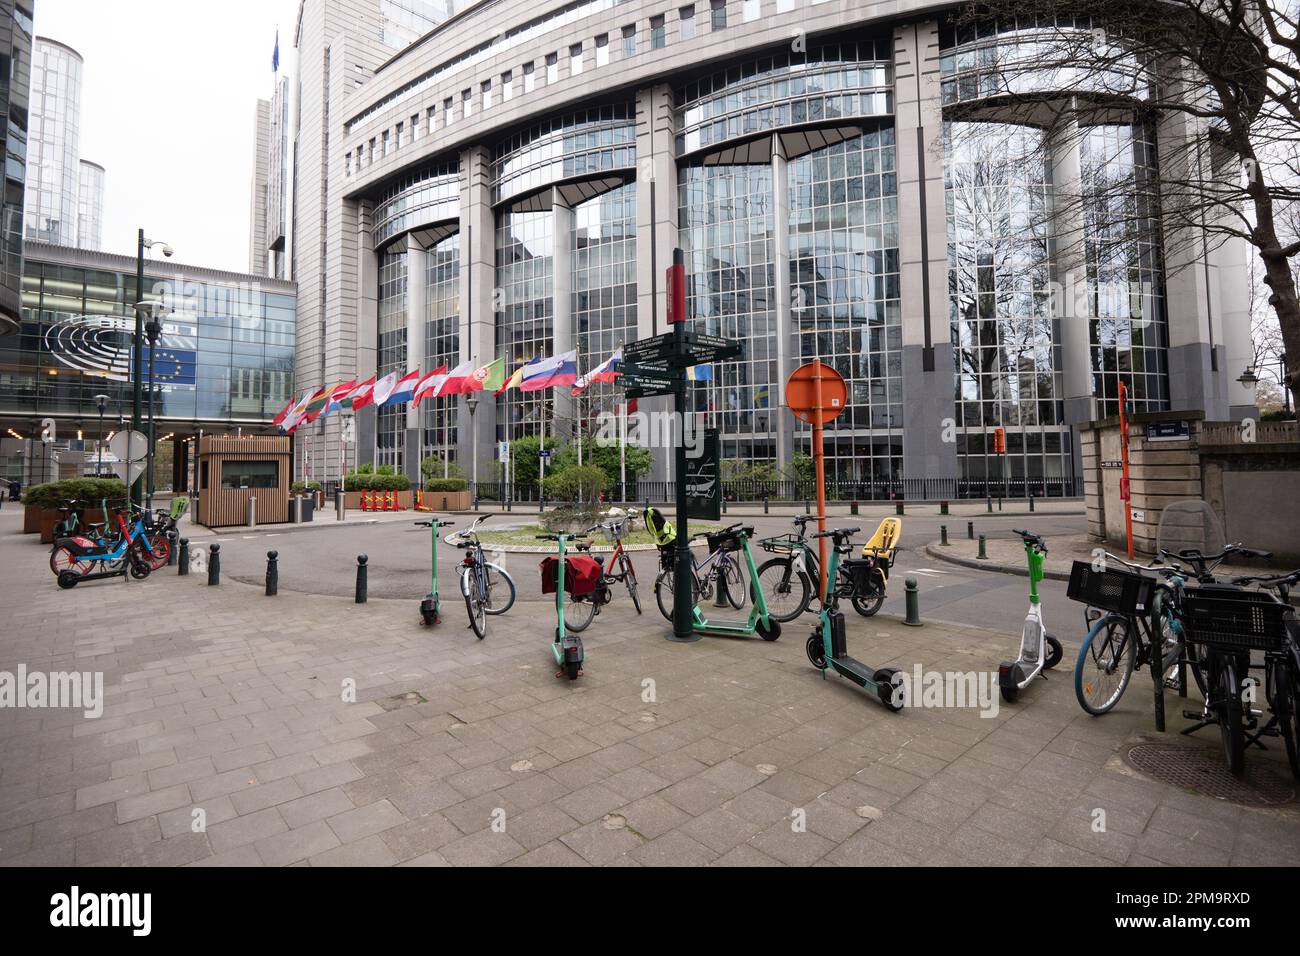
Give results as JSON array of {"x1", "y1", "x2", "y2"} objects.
[
  {"x1": 272, "y1": 30, "x2": 280, "y2": 73},
  {"x1": 134, "y1": 348, "x2": 198, "y2": 386}
]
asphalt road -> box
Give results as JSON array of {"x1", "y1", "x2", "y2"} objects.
[{"x1": 207, "y1": 508, "x2": 1088, "y2": 641}]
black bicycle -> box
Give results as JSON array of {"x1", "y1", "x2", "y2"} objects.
[{"x1": 752, "y1": 515, "x2": 892, "y2": 622}]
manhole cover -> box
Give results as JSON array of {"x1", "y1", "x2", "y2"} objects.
[{"x1": 1124, "y1": 743, "x2": 1296, "y2": 807}]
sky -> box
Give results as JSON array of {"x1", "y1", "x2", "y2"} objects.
[{"x1": 34, "y1": 0, "x2": 302, "y2": 273}]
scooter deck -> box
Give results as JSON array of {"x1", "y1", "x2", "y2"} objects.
[{"x1": 830, "y1": 655, "x2": 880, "y2": 689}]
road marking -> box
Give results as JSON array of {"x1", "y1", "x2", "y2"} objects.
[{"x1": 912, "y1": 568, "x2": 950, "y2": 576}]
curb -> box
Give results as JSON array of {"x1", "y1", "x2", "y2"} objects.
[{"x1": 923, "y1": 542, "x2": 1073, "y2": 581}]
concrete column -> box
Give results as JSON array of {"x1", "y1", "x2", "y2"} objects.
[
  {"x1": 1215, "y1": 231, "x2": 1256, "y2": 420},
  {"x1": 356, "y1": 200, "x2": 379, "y2": 468},
  {"x1": 894, "y1": 19, "x2": 958, "y2": 482},
  {"x1": 634, "y1": 83, "x2": 678, "y2": 339},
  {"x1": 552, "y1": 193, "x2": 576, "y2": 449},
  {"x1": 458, "y1": 145, "x2": 498, "y2": 479},
  {"x1": 403, "y1": 242, "x2": 428, "y2": 482},
  {"x1": 770, "y1": 133, "x2": 796, "y2": 469}
]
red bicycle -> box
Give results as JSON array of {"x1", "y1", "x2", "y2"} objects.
[{"x1": 564, "y1": 510, "x2": 642, "y2": 631}]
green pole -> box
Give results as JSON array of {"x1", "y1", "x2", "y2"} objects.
[{"x1": 131, "y1": 229, "x2": 146, "y2": 506}]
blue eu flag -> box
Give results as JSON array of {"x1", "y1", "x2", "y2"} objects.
[{"x1": 272, "y1": 30, "x2": 279, "y2": 73}]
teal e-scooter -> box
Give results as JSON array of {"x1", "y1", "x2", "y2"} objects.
[
  {"x1": 997, "y1": 529, "x2": 1062, "y2": 702},
  {"x1": 691, "y1": 525, "x2": 781, "y2": 640},
  {"x1": 805, "y1": 527, "x2": 904, "y2": 711},
  {"x1": 414, "y1": 517, "x2": 453, "y2": 625},
  {"x1": 537, "y1": 531, "x2": 587, "y2": 680}
]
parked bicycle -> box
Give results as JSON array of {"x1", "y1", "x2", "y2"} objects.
[
  {"x1": 52, "y1": 501, "x2": 156, "y2": 589},
  {"x1": 444, "y1": 514, "x2": 516, "y2": 639},
  {"x1": 558, "y1": 509, "x2": 643, "y2": 631},
  {"x1": 653, "y1": 522, "x2": 748, "y2": 622}
]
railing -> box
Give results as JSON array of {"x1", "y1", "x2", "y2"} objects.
[{"x1": 468, "y1": 476, "x2": 1079, "y2": 504}]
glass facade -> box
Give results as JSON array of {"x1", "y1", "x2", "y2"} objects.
[
  {"x1": 1, "y1": 255, "x2": 295, "y2": 426},
  {"x1": 25, "y1": 38, "x2": 81, "y2": 247},
  {"x1": 376, "y1": 250, "x2": 408, "y2": 469},
  {"x1": 490, "y1": 105, "x2": 635, "y2": 206},
  {"x1": 495, "y1": 204, "x2": 554, "y2": 442},
  {"x1": 946, "y1": 121, "x2": 1071, "y2": 483},
  {"x1": 572, "y1": 182, "x2": 636, "y2": 414},
  {"x1": 372, "y1": 160, "x2": 459, "y2": 248},
  {"x1": 0, "y1": 0, "x2": 32, "y2": 331},
  {"x1": 422, "y1": 231, "x2": 460, "y2": 467},
  {"x1": 76, "y1": 160, "x2": 104, "y2": 252}
]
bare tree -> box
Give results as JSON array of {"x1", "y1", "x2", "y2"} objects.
[{"x1": 948, "y1": 0, "x2": 1300, "y2": 408}]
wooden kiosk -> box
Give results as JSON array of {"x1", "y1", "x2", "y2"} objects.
[{"x1": 196, "y1": 435, "x2": 291, "y2": 527}]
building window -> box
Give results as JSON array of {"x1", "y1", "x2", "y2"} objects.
[
  {"x1": 502, "y1": 70, "x2": 513, "y2": 101},
  {"x1": 523, "y1": 62, "x2": 536, "y2": 92},
  {"x1": 444, "y1": 97, "x2": 454, "y2": 125},
  {"x1": 427, "y1": 106, "x2": 437, "y2": 132},
  {"x1": 481, "y1": 79, "x2": 492, "y2": 110},
  {"x1": 570, "y1": 43, "x2": 584, "y2": 76},
  {"x1": 596, "y1": 34, "x2": 609, "y2": 67},
  {"x1": 382, "y1": 130, "x2": 390, "y2": 157},
  {"x1": 462, "y1": 88, "x2": 473, "y2": 119},
  {"x1": 221, "y1": 460, "x2": 278, "y2": 489},
  {"x1": 411, "y1": 114, "x2": 420, "y2": 141},
  {"x1": 680, "y1": 6, "x2": 696, "y2": 41},
  {"x1": 369, "y1": 138, "x2": 376, "y2": 163},
  {"x1": 651, "y1": 15, "x2": 666, "y2": 48},
  {"x1": 623, "y1": 24, "x2": 637, "y2": 58},
  {"x1": 546, "y1": 52, "x2": 559, "y2": 84},
  {"x1": 395, "y1": 121, "x2": 404, "y2": 148},
  {"x1": 776, "y1": 0, "x2": 793, "y2": 11},
  {"x1": 345, "y1": 152, "x2": 353, "y2": 176},
  {"x1": 743, "y1": 0, "x2": 759, "y2": 20},
  {"x1": 710, "y1": 0, "x2": 727, "y2": 29}
]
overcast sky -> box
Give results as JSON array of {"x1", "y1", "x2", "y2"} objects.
[{"x1": 35, "y1": 0, "x2": 302, "y2": 273}]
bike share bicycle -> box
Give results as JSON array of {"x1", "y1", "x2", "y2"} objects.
[
  {"x1": 804, "y1": 526, "x2": 903, "y2": 710},
  {"x1": 997, "y1": 530, "x2": 1063, "y2": 703},
  {"x1": 445, "y1": 514, "x2": 516, "y2": 638},
  {"x1": 52, "y1": 500, "x2": 156, "y2": 589}
]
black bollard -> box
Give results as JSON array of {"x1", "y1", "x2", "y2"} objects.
[
  {"x1": 167, "y1": 530, "x2": 178, "y2": 566},
  {"x1": 987, "y1": 497, "x2": 993, "y2": 513},
  {"x1": 266, "y1": 550, "x2": 278, "y2": 597},
  {"x1": 178, "y1": 537, "x2": 190, "y2": 575},
  {"x1": 722, "y1": 497, "x2": 728, "y2": 514},
  {"x1": 940, "y1": 500, "x2": 949, "y2": 516},
  {"x1": 1029, "y1": 495, "x2": 1035, "y2": 513},
  {"x1": 764, "y1": 497, "x2": 769, "y2": 515},
  {"x1": 967, "y1": 521, "x2": 974, "y2": 540},
  {"x1": 355, "y1": 554, "x2": 368, "y2": 604},
  {"x1": 208, "y1": 543, "x2": 221, "y2": 585},
  {"x1": 977, "y1": 534, "x2": 987, "y2": 560},
  {"x1": 940, "y1": 525, "x2": 949, "y2": 546},
  {"x1": 850, "y1": 500, "x2": 859, "y2": 515}
]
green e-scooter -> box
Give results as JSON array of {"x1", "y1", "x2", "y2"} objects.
[
  {"x1": 691, "y1": 525, "x2": 781, "y2": 640},
  {"x1": 997, "y1": 529, "x2": 1062, "y2": 702},
  {"x1": 414, "y1": 517, "x2": 453, "y2": 626},
  {"x1": 537, "y1": 531, "x2": 587, "y2": 680},
  {"x1": 805, "y1": 527, "x2": 904, "y2": 711}
]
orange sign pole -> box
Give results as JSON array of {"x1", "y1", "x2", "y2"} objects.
[
  {"x1": 813, "y1": 369, "x2": 828, "y2": 601},
  {"x1": 1118, "y1": 380, "x2": 1134, "y2": 559},
  {"x1": 785, "y1": 360, "x2": 847, "y2": 604}
]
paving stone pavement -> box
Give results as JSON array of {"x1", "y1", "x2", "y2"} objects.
[{"x1": 1, "y1": 514, "x2": 1298, "y2": 867}]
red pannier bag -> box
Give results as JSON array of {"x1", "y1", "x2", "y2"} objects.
[{"x1": 539, "y1": 555, "x2": 604, "y2": 596}]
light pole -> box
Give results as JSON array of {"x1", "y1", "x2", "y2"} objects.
[
  {"x1": 132, "y1": 232, "x2": 173, "y2": 504},
  {"x1": 94, "y1": 394, "x2": 109, "y2": 477},
  {"x1": 1238, "y1": 352, "x2": 1292, "y2": 414},
  {"x1": 466, "y1": 394, "x2": 479, "y2": 495},
  {"x1": 134, "y1": 299, "x2": 167, "y2": 508},
  {"x1": 145, "y1": 312, "x2": 164, "y2": 509}
]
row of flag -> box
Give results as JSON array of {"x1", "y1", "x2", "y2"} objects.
[{"x1": 274, "y1": 347, "x2": 713, "y2": 435}]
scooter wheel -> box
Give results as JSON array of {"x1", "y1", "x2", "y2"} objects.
[
  {"x1": 1001, "y1": 683, "x2": 1020, "y2": 703},
  {"x1": 420, "y1": 609, "x2": 435, "y2": 626},
  {"x1": 756, "y1": 618, "x2": 781, "y2": 642},
  {"x1": 875, "y1": 667, "x2": 905, "y2": 713},
  {"x1": 1044, "y1": 634, "x2": 1063, "y2": 670},
  {"x1": 129, "y1": 561, "x2": 151, "y2": 580},
  {"x1": 565, "y1": 660, "x2": 580, "y2": 681},
  {"x1": 806, "y1": 634, "x2": 827, "y2": 669},
  {"x1": 57, "y1": 570, "x2": 80, "y2": 590}
]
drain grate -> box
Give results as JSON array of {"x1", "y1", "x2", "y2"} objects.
[{"x1": 1124, "y1": 743, "x2": 1296, "y2": 807}]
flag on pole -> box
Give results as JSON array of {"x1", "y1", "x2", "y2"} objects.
[
  {"x1": 521, "y1": 349, "x2": 578, "y2": 391},
  {"x1": 348, "y1": 376, "x2": 377, "y2": 411},
  {"x1": 471, "y1": 356, "x2": 505, "y2": 393},
  {"x1": 572, "y1": 348, "x2": 622, "y2": 395},
  {"x1": 686, "y1": 364, "x2": 713, "y2": 382},
  {"x1": 495, "y1": 359, "x2": 532, "y2": 395},
  {"x1": 371, "y1": 370, "x2": 400, "y2": 407},
  {"x1": 272, "y1": 394, "x2": 298, "y2": 429},
  {"x1": 413, "y1": 365, "x2": 449, "y2": 404},
  {"x1": 280, "y1": 392, "x2": 314, "y2": 433},
  {"x1": 272, "y1": 30, "x2": 280, "y2": 73},
  {"x1": 382, "y1": 370, "x2": 421, "y2": 407},
  {"x1": 319, "y1": 380, "x2": 358, "y2": 421},
  {"x1": 439, "y1": 357, "x2": 504, "y2": 395},
  {"x1": 299, "y1": 387, "x2": 331, "y2": 427},
  {"x1": 436, "y1": 359, "x2": 478, "y2": 397}
]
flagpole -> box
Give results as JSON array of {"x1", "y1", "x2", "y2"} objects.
[{"x1": 620, "y1": 399, "x2": 626, "y2": 501}]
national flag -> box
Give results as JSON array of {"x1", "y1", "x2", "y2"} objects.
[
  {"x1": 572, "y1": 348, "x2": 622, "y2": 395},
  {"x1": 413, "y1": 365, "x2": 449, "y2": 404},
  {"x1": 348, "y1": 376, "x2": 377, "y2": 411},
  {"x1": 371, "y1": 371, "x2": 400, "y2": 407},
  {"x1": 755, "y1": 385, "x2": 770, "y2": 408},
  {"x1": 280, "y1": 392, "x2": 314, "y2": 433},
  {"x1": 299, "y1": 387, "x2": 331, "y2": 427},
  {"x1": 686, "y1": 364, "x2": 713, "y2": 382},
  {"x1": 382, "y1": 370, "x2": 421, "y2": 407},
  {"x1": 272, "y1": 30, "x2": 280, "y2": 73},
  {"x1": 470, "y1": 357, "x2": 506, "y2": 393},
  {"x1": 521, "y1": 349, "x2": 578, "y2": 392},
  {"x1": 272, "y1": 394, "x2": 298, "y2": 429},
  {"x1": 319, "y1": 379, "x2": 358, "y2": 420},
  {"x1": 436, "y1": 359, "x2": 478, "y2": 397},
  {"x1": 495, "y1": 359, "x2": 532, "y2": 395}
]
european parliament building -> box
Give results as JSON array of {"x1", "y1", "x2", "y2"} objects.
[{"x1": 254, "y1": 0, "x2": 1255, "y2": 492}]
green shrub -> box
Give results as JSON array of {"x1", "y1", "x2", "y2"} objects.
[
  {"x1": 291, "y1": 480, "x2": 322, "y2": 493},
  {"x1": 375, "y1": 464, "x2": 396, "y2": 477},
  {"x1": 344, "y1": 473, "x2": 410, "y2": 492},
  {"x1": 509, "y1": 434, "x2": 559, "y2": 486},
  {"x1": 542, "y1": 464, "x2": 607, "y2": 504},
  {"x1": 420, "y1": 454, "x2": 465, "y2": 483},
  {"x1": 423, "y1": 477, "x2": 468, "y2": 492},
  {"x1": 354, "y1": 463, "x2": 373, "y2": 475},
  {"x1": 22, "y1": 478, "x2": 127, "y2": 510}
]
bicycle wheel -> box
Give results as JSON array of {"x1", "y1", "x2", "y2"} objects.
[
  {"x1": 1075, "y1": 614, "x2": 1136, "y2": 715},
  {"x1": 620, "y1": 553, "x2": 642, "y2": 615},
  {"x1": 720, "y1": 554, "x2": 746, "y2": 610},
  {"x1": 563, "y1": 592, "x2": 595, "y2": 632},
  {"x1": 462, "y1": 568, "x2": 487, "y2": 640},
  {"x1": 850, "y1": 582, "x2": 886, "y2": 618},
  {"x1": 1217, "y1": 655, "x2": 1245, "y2": 777},
  {"x1": 482, "y1": 563, "x2": 516, "y2": 615},
  {"x1": 655, "y1": 568, "x2": 699, "y2": 622},
  {"x1": 1268, "y1": 656, "x2": 1299, "y2": 779},
  {"x1": 144, "y1": 533, "x2": 171, "y2": 572},
  {"x1": 753, "y1": 557, "x2": 811, "y2": 623},
  {"x1": 49, "y1": 545, "x2": 92, "y2": 576}
]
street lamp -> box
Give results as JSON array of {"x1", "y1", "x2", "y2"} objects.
[
  {"x1": 93, "y1": 394, "x2": 109, "y2": 477},
  {"x1": 134, "y1": 299, "x2": 167, "y2": 509},
  {"x1": 1238, "y1": 352, "x2": 1291, "y2": 414},
  {"x1": 465, "y1": 394, "x2": 479, "y2": 494},
  {"x1": 131, "y1": 232, "x2": 172, "y2": 504}
]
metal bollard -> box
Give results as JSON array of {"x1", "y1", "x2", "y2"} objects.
[
  {"x1": 940, "y1": 525, "x2": 949, "y2": 546},
  {"x1": 895, "y1": 500, "x2": 904, "y2": 516},
  {"x1": 722, "y1": 497, "x2": 728, "y2": 514},
  {"x1": 335, "y1": 490, "x2": 346, "y2": 522},
  {"x1": 940, "y1": 500, "x2": 949, "y2": 515},
  {"x1": 998, "y1": 497, "x2": 1003, "y2": 512},
  {"x1": 539, "y1": 495, "x2": 545, "y2": 513},
  {"x1": 1028, "y1": 495, "x2": 1035, "y2": 513},
  {"x1": 967, "y1": 521, "x2": 974, "y2": 540},
  {"x1": 265, "y1": 550, "x2": 278, "y2": 597},
  {"x1": 166, "y1": 529, "x2": 178, "y2": 566},
  {"x1": 987, "y1": 498, "x2": 993, "y2": 513},
  {"x1": 208, "y1": 543, "x2": 221, "y2": 585},
  {"x1": 977, "y1": 534, "x2": 987, "y2": 560},
  {"x1": 763, "y1": 497, "x2": 769, "y2": 515},
  {"x1": 805, "y1": 498, "x2": 811, "y2": 514},
  {"x1": 903, "y1": 576, "x2": 921, "y2": 626},
  {"x1": 247, "y1": 496, "x2": 257, "y2": 529},
  {"x1": 474, "y1": 495, "x2": 480, "y2": 512},
  {"x1": 714, "y1": 566, "x2": 730, "y2": 608},
  {"x1": 178, "y1": 537, "x2": 190, "y2": 575},
  {"x1": 355, "y1": 554, "x2": 368, "y2": 604},
  {"x1": 850, "y1": 500, "x2": 859, "y2": 515}
]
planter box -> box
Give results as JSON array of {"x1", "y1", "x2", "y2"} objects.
[
  {"x1": 24, "y1": 505, "x2": 41, "y2": 534},
  {"x1": 37, "y1": 507, "x2": 111, "y2": 544},
  {"x1": 415, "y1": 489, "x2": 470, "y2": 512}
]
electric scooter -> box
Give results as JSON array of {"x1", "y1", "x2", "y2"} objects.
[
  {"x1": 998, "y1": 529, "x2": 1063, "y2": 703},
  {"x1": 54, "y1": 506, "x2": 153, "y2": 589},
  {"x1": 537, "y1": 531, "x2": 587, "y2": 680},
  {"x1": 691, "y1": 526, "x2": 781, "y2": 640},
  {"x1": 413, "y1": 517, "x2": 453, "y2": 625}
]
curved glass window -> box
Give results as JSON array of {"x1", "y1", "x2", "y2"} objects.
[
  {"x1": 1081, "y1": 121, "x2": 1168, "y2": 416},
  {"x1": 946, "y1": 121, "x2": 1072, "y2": 485},
  {"x1": 938, "y1": 17, "x2": 1156, "y2": 107},
  {"x1": 679, "y1": 162, "x2": 777, "y2": 465},
  {"x1": 491, "y1": 106, "x2": 635, "y2": 206},
  {"x1": 790, "y1": 126, "x2": 902, "y2": 482},
  {"x1": 376, "y1": 250, "x2": 408, "y2": 470},
  {"x1": 675, "y1": 40, "x2": 893, "y2": 157},
  {"x1": 495, "y1": 205, "x2": 554, "y2": 441},
  {"x1": 573, "y1": 182, "x2": 636, "y2": 407},
  {"x1": 373, "y1": 160, "x2": 460, "y2": 248},
  {"x1": 422, "y1": 232, "x2": 461, "y2": 470}
]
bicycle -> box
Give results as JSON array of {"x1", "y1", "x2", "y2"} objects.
[
  {"x1": 1179, "y1": 570, "x2": 1299, "y2": 778},
  {"x1": 49, "y1": 499, "x2": 112, "y2": 575},
  {"x1": 560, "y1": 510, "x2": 643, "y2": 631},
  {"x1": 445, "y1": 514, "x2": 517, "y2": 639},
  {"x1": 53, "y1": 502, "x2": 155, "y2": 589},
  {"x1": 653, "y1": 522, "x2": 748, "y2": 622}
]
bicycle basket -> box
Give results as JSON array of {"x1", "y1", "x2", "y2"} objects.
[
  {"x1": 1180, "y1": 587, "x2": 1290, "y2": 652},
  {"x1": 706, "y1": 527, "x2": 751, "y2": 553},
  {"x1": 1066, "y1": 561, "x2": 1155, "y2": 614},
  {"x1": 539, "y1": 555, "x2": 605, "y2": 597},
  {"x1": 601, "y1": 516, "x2": 630, "y2": 542},
  {"x1": 760, "y1": 533, "x2": 801, "y2": 554}
]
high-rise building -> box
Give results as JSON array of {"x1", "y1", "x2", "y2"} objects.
[
  {"x1": 261, "y1": 0, "x2": 1257, "y2": 492},
  {"x1": 0, "y1": 0, "x2": 34, "y2": 333},
  {"x1": 24, "y1": 36, "x2": 105, "y2": 251}
]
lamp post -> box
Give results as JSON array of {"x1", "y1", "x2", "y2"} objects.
[
  {"x1": 94, "y1": 394, "x2": 109, "y2": 477},
  {"x1": 466, "y1": 394, "x2": 479, "y2": 495},
  {"x1": 1238, "y1": 352, "x2": 1292, "y2": 414},
  {"x1": 133, "y1": 299, "x2": 167, "y2": 508},
  {"x1": 145, "y1": 313, "x2": 164, "y2": 509},
  {"x1": 132, "y1": 232, "x2": 173, "y2": 504}
]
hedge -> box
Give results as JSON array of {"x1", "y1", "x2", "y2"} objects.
[
  {"x1": 343, "y1": 473, "x2": 411, "y2": 492},
  {"x1": 291, "y1": 480, "x2": 322, "y2": 493},
  {"x1": 422, "y1": 478, "x2": 468, "y2": 492},
  {"x1": 21, "y1": 478, "x2": 128, "y2": 510}
]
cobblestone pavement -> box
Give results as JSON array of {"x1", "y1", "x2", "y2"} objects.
[{"x1": 2, "y1": 510, "x2": 1298, "y2": 867}]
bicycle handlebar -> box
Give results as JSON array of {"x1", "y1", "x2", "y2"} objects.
[
  {"x1": 1232, "y1": 570, "x2": 1300, "y2": 588},
  {"x1": 812, "y1": 527, "x2": 859, "y2": 540},
  {"x1": 1012, "y1": 528, "x2": 1047, "y2": 551}
]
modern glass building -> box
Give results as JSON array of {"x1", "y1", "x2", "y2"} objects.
[
  {"x1": 0, "y1": 0, "x2": 33, "y2": 334},
  {"x1": 270, "y1": 0, "x2": 1255, "y2": 492}
]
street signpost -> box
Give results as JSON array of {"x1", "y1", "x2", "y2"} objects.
[
  {"x1": 786, "y1": 360, "x2": 848, "y2": 600},
  {"x1": 684, "y1": 428, "x2": 721, "y2": 521}
]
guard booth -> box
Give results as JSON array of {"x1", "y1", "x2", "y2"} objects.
[{"x1": 196, "y1": 435, "x2": 291, "y2": 527}]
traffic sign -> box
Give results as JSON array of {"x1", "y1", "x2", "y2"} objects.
[
  {"x1": 785, "y1": 361, "x2": 847, "y2": 426},
  {"x1": 108, "y1": 430, "x2": 149, "y2": 465},
  {"x1": 111, "y1": 461, "x2": 146, "y2": 486},
  {"x1": 538, "y1": 449, "x2": 552, "y2": 459},
  {"x1": 498, "y1": 441, "x2": 510, "y2": 461},
  {"x1": 623, "y1": 333, "x2": 676, "y2": 364}
]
